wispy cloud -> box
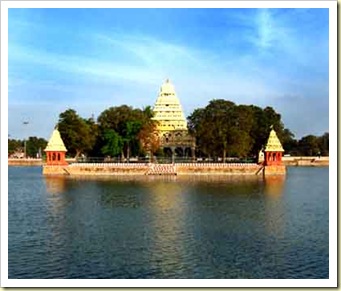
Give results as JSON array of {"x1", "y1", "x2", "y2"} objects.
[
  {"x1": 95, "y1": 32, "x2": 205, "y2": 68},
  {"x1": 8, "y1": 8, "x2": 329, "y2": 139},
  {"x1": 256, "y1": 9, "x2": 274, "y2": 49}
]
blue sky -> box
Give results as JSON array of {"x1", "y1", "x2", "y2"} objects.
[{"x1": 8, "y1": 8, "x2": 329, "y2": 140}]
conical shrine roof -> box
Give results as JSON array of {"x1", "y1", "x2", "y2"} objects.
[
  {"x1": 264, "y1": 128, "x2": 284, "y2": 152},
  {"x1": 44, "y1": 128, "x2": 67, "y2": 152}
]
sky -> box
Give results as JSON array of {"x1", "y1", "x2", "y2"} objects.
[{"x1": 7, "y1": 7, "x2": 329, "y2": 140}]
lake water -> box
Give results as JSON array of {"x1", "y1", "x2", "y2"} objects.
[{"x1": 8, "y1": 166, "x2": 329, "y2": 279}]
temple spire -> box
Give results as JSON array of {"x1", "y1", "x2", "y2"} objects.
[{"x1": 152, "y1": 79, "x2": 187, "y2": 132}]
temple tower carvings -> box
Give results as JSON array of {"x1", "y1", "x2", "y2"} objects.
[
  {"x1": 152, "y1": 79, "x2": 195, "y2": 160},
  {"x1": 152, "y1": 79, "x2": 187, "y2": 132}
]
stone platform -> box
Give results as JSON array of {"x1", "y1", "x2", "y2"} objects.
[
  {"x1": 42, "y1": 163, "x2": 285, "y2": 176},
  {"x1": 263, "y1": 165, "x2": 286, "y2": 176}
]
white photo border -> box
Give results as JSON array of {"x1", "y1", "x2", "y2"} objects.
[{"x1": 1, "y1": 0, "x2": 337, "y2": 288}]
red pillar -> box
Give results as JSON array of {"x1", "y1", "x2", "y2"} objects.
[{"x1": 46, "y1": 151, "x2": 67, "y2": 166}]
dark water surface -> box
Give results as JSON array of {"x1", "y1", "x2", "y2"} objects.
[{"x1": 8, "y1": 166, "x2": 329, "y2": 279}]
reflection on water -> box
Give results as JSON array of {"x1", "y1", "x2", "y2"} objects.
[
  {"x1": 264, "y1": 176, "x2": 286, "y2": 198},
  {"x1": 264, "y1": 175, "x2": 286, "y2": 241},
  {"x1": 8, "y1": 167, "x2": 329, "y2": 279},
  {"x1": 44, "y1": 176, "x2": 67, "y2": 194},
  {"x1": 146, "y1": 181, "x2": 189, "y2": 277}
]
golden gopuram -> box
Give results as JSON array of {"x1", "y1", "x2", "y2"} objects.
[{"x1": 152, "y1": 79, "x2": 196, "y2": 161}]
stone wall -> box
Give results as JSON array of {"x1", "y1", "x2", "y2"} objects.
[
  {"x1": 263, "y1": 165, "x2": 286, "y2": 176},
  {"x1": 42, "y1": 163, "x2": 266, "y2": 176},
  {"x1": 43, "y1": 165, "x2": 70, "y2": 175},
  {"x1": 282, "y1": 156, "x2": 329, "y2": 166},
  {"x1": 176, "y1": 163, "x2": 263, "y2": 175},
  {"x1": 67, "y1": 163, "x2": 148, "y2": 175},
  {"x1": 8, "y1": 158, "x2": 43, "y2": 166}
]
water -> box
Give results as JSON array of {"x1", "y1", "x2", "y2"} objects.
[{"x1": 8, "y1": 166, "x2": 329, "y2": 279}]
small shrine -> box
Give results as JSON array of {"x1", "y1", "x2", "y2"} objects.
[
  {"x1": 44, "y1": 128, "x2": 68, "y2": 166},
  {"x1": 264, "y1": 127, "x2": 285, "y2": 166}
]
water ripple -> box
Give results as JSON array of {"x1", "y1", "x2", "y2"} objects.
[{"x1": 8, "y1": 166, "x2": 329, "y2": 279}]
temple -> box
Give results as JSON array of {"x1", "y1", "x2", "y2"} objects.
[
  {"x1": 264, "y1": 127, "x2": 284, "y2": 166},
  {"x1": 152, "y1": 79, "x2": 195, "y2": 160},
  {"x1": 263, "y1": 127, "x2": 286, "y2": 175},
  {"x1": 44, "y1": 128, "x2": 68, "y2": 166}
]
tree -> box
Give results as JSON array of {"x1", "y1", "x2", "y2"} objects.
[
  {"x1": 124, "y1": 121, "x2": 142, "y2": 161},
  {"x1": 138, "y1": 123, "x2": 160, "y2": 162},
  {"x1": 188, "y1": 100, "x2": 230, "y2": 159},
  {"x1": 298, "y1": 135, "x2": 320, "y2": 156},
  {"x1": 97, "y1": 105, "x2": 150, "y2": 160},
  {"x1": 58, "y1": 109, "x2": 97, "y2": 158},
  {"x1": 136, "y1": 106, "x2": 161, "y2": 162},
  {"x1": 227, "y1": 105, "x2": 255, "y2": 157},
  {"x1": 280, "y1": 128, "x2": 296, "y2": 154},
  {"x1": 26, "y1": 136, "x2": 48, "y2": 158},
  {"x1": 8, "y1": 139, "x2": 23, "y2": 156},
  {"x1": 85, "y1": 117, "x2": 101, "y2": 157},
  {"x1": 188, "y1": 100, "x2": 236, "y2": 160},
  {"x1": 188, "y1": 108, "x2": 211, "y2": 157},
  {"x1": 188, "y1": 100, "x2": 292, "y2": 159},
  {"x1": 206, "y1": 99, "x2": 236, "y2": 161},
  {"x1": 101, "y1": 129, "x2": 124, "y2": 157},
  {"x1": 318, "y1": 132, "x2": 329, "y2": 156}
]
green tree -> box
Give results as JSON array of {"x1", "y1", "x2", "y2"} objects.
[
  {"x1": 26, "y1": 136, "x2": 48, "y2": 158},
  {"x1": 298, "y1": 135, "x2": 320, "y2": 156},
  {"x1": 58, "y1": 109, "x2": 97, "y2": 158},
  {"x1": 85, "y1": 117, "x2": 101, "y2": 157},
  {"x1": 318, "y1": 132, "x2": 329, "y2": 156},
  {"x1": 188, "y1": 108, "x2": 210, "y2": 157},
  {"x1": 227, "y1": 105, "x2": 255, "y2": 157},
  {"x1": 101, "y1": 129, "x2": 124, "y2": 157},
  {"x1": 136, "y1": 106, "x2": 161, "y2": 161},
  {"x1": 188, "y1": 99, "x2": 236, "y2": 160},
  {"x1": 97, "y1": 105, "x2": 149, "y2": 159},
  {"x1": 188, "y1": 100, "x2": 293, "y2": 159},
  {"x1": 124, "y1": 120, "x2": 142, "y2": 161},
  {"x1": 8, "y1": 139, "x2": 23, "y2": 156}
]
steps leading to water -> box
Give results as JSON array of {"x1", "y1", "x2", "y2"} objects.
[{"x1": 145, "y1": 164, "x2": 177, "y2": 175}]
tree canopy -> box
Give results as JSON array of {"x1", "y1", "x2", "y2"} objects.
[
  {"x1": 57, "y1": 109, "x2": 97, "y2": 158},
  {"x1": 188, "y1": 99, "x2": 295, "y2": 159},
  {"x1": 8, "y1": 137, "x2": 47, "y2": 158},
  {"x1": 8, "y1": 100, "x2": 328, "y2": 160}
]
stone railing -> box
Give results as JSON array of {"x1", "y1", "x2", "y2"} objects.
[
  {"x1": 68, "y1": 163, "x2": 148, "y2": 167},
  {"x1": 175, "y1": 163, "x2": 259, "y2": 167},
  {"x1": 43, "y1": 161, "x2": 271, "y2": 176},
  {"x1": 176, "y1": 163, "x2": 262, "y2": 175}
]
